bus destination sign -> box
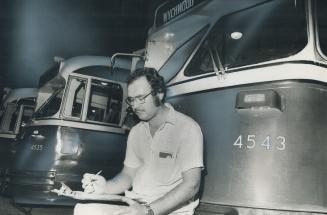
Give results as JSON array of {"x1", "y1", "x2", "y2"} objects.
[{"x1": 155, "y1": 0, "x2": 205, "y2": 27}]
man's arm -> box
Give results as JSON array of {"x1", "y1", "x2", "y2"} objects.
[
  {"x1": 150, "y1": 167, "x2": 202, "y2": 215},
  {"x1": 105, "y1": 165, "x2": 138, "y2": 195},
  {"x1": 81, "y1": 165, "x2": 137, "y2": 195}
]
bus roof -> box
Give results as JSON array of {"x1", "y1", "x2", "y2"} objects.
[
  {"x1": 47, "y1": 55, "x2": 132, "y2": 81},
  {"x1": 2, "y1": 88, "x2": 37, "y2": 107}
]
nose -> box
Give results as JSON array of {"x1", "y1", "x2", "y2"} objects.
[{"x1": 130, "y1": 100, "x2": 142, "y2": 110}]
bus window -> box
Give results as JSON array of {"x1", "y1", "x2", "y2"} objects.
[
  {"x1": 185, "y1": 41, "x2": 215, "y2": 76},
  {"x1": 0, "y1": 103, "x2": 18, "y2": 133},
  {"x1": 20, "y1": 106, "x2": 34, "y2": 126},
  {"x1": 8, "y1": 109, "x2": 18, "y2": 132},
  {"x1": 63, "y1": 77, "x2": 87, "y2": 119},
  {"x1": 185, "y1": 0, "x2": 306, "y2": 76},
  {"x1": 34, "y1": 89, "x2": 64, "y2": 118},
  {"x1": 317, "y1": 0, "x2": 327, "y2": 58},
  {"x1": 9, "y1": 105, "x2": 34, "y2": 133},
  {"x1": 87, "y1": 80, "x2": 123, "y2": 125}
]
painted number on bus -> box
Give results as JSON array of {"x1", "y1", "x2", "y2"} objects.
[
  {"x1": 233, "y1": 135, "x2": 286, "y2": 150},
  {"x1": 31, "y1": 144, "x2": 43, "y2": 151}
]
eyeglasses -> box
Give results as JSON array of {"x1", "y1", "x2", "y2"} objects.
[{"x1": 125, "y1": 91, "x2": 153, "y2": 106}]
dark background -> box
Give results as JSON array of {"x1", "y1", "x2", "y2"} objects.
[{"x1": 0, "y1": 0, "x2": 166, "y2": 88}]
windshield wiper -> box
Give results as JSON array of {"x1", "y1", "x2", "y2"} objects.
[{"x1": 209, "y1": 47, "x2": 226, "y2": 79}]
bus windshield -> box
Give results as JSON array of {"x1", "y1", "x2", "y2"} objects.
[
  {"x1": 34, "y1": 88, "x2": 64, "y2": 119},
  {"x1": 185, "y1": 0, "x2": 307, "y2": 76},
  {"x1": 317, "y1": 0, "x2": 327, "y2": 58}
]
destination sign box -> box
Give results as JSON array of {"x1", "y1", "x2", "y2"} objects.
[{"x1": 155, "y1": 0, "x2": 205, "y2": 27}]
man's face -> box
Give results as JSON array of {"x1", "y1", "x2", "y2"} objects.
[{"x1": 127, "y1": 76, "x2": 161, "y2": 121}]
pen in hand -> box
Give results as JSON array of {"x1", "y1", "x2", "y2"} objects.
[
  {"x1": 84, "y1": 170, "x2": 103, "y2": 193},
  {"x1": 96, "y1": 170, "x2": 102, "y2": 175},
  {"x1": 91, "y1": 170, "x2": 102, "y2": 181}
]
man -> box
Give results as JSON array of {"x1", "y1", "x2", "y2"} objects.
[{"x1": 74, "y1": 68, "x2": 203, "y2": 215}]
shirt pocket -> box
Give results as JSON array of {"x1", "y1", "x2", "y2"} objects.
[{"x1": 155, "y1": 150, "x2": 178, "y2": 184}]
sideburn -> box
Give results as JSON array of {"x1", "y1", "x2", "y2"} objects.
[{"x1": 154, "y1": 96, "x2": 162, "y2": 106}]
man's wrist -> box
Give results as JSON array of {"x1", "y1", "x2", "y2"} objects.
[
  {"x1": 143, "y1": 203, "x2": 154, "y2": 215},
  {"x1": 105, "y1": 180, "x2": 111, "y2": 194}
]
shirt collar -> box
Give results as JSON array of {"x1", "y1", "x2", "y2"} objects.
[
  {"x1": 140, "y1": 103, "x2": 176, "y2": 128},
  {"x1": 164, "y1": 103, "x2": 176, "y2": 125}
]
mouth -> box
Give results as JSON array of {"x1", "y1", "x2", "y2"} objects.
[{"x1": 134, "y1": 110, "x2": 144, "y2": 115}]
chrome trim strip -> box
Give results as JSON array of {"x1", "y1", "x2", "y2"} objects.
[
  {"x1": 168, "y1": 63, "x2": 327, "y2": 97},
  {"x1": 29, "y1": 119, "x2": 126, "y2": 134},
  {"x1": 0, "y1": 133, "x2": 16, "y2": 139}
]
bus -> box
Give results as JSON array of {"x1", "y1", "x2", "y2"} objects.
[
  {"x1": 6, "y1": 56, "x2": 140, "y2": 205},
  {"x1": 0, "y1": 88, "x2": 36, "y2": 192},
  {"x1": 115, "y1": 0, "x2": 327, "y2": 214}
]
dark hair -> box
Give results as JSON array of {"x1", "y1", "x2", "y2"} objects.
[{"x1": 127, "y1": 68, "x2": 166, "y2": 104}]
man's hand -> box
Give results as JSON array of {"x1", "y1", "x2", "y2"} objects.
[
  {"x1": 113, "y1": 202, "x2": 148, "y2": 215},
  {"x1": 81, "y1": 173, "x2": 107, "y2": 194}
]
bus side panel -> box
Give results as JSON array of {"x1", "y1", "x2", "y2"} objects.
[
  {"x1": 0, "y1": 138, "x2": 14, "y2": 170},
  {"x1": 167, "y1": 81, "x2": 327, "y2": 213},
  {"x1": 8, "y1": 125, "x2": 126, "y2": 205},
  {"x1": 0, "y1": 138, "x2": 14, "y2": 190}
]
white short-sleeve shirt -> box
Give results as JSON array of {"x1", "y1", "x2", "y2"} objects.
[{"x1": 124, "y1": 103, "x2": 204, "y2": 202}]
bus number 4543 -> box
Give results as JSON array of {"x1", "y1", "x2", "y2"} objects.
[{"x1": 233, "y1": 135, "x2": 286, "y2": 151}]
